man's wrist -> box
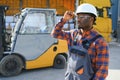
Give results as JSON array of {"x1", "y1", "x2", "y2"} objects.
[{"x1": 61, "y1": 18, "x2": 67, "y2": 24}]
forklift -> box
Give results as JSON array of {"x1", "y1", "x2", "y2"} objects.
[{"x1": 0, "y1": 7, "x2": 68, "y2": 76}]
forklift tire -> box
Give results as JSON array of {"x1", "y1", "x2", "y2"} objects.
[
  {"x1": 0, "y1": 55, "x2": 23, "y2": 76},
  {"x1": 53, "y1": 54, "x2": 66, "y2": 69}
]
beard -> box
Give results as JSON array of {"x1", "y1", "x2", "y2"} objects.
[
  {"x1": 77, "y1": 18, "x2": 90, "y2": 30},
  {"x1": 77, "y1": 21, "x2": 86, "y2": 30},
  {"x1": 78, "y1": 24, "x2": 92, "y2": 31},
  {"x1": 78, "y1": 26, "x2": 83, "y2": 29},
  {"x1": 78, "y1": 24, "x2": 85, "y2": 30}
]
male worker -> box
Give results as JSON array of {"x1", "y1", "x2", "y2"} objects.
[{"x1": 51, "y1": 3, "x2": 109, "y2": 80}]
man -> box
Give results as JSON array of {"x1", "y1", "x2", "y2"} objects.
[{"x1": 51, "y1": 3, "x2": 109, "y2": 80}]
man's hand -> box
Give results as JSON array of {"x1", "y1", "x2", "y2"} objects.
[{"x1": 63, "y1": 11, "x2": 75, "y2": 22}]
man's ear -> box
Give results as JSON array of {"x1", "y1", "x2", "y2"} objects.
[{"x1": 90, "y1": 17, "x2": 95, "y2": 24}]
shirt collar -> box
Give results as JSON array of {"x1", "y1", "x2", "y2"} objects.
[{"x1": 82, "y1": 28, "x2": 94, "y2": 37}]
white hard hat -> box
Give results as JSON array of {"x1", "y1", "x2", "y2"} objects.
[{"x1": 76, "y1": 3, "x2": 97, "y2": 17}]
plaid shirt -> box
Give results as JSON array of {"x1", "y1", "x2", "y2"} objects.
[{"x1": 51, "y1": 18, "x2": 109, "y2": 80}]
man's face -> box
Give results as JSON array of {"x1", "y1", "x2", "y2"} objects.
[{"x1": 77, "y1": 14, "x2": 92, "y2": 30}]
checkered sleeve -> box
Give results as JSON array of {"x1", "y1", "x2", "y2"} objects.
[
  {"x1": 93, "y1": 38, "x2": 109, "y2": 80},
  {"x1": 51, "y1": 18, "x2": 71, "y2": 40}
]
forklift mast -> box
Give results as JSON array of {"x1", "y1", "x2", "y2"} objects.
[{"x1": 0, "y1": 6, "x2": 8, "y2": 59}]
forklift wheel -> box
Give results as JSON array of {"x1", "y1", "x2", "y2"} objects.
[
  {"x1": 53, "y1": 54, "x2": 66, "y2": 69},
  {"x1": 0, "y1": 55, "x2": 23, "y2": 76}
]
